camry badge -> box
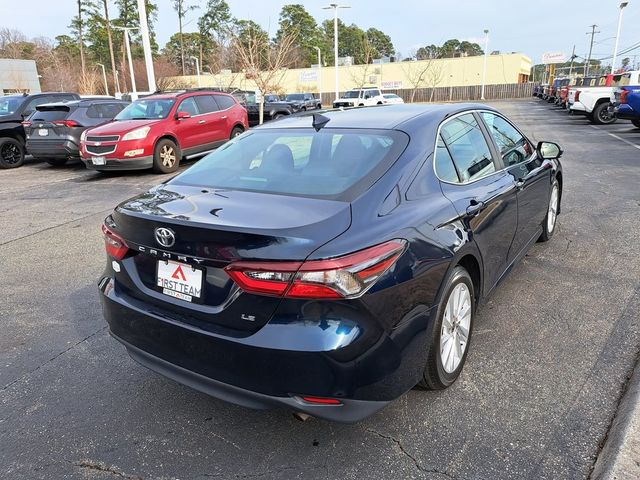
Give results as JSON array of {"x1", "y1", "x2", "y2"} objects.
[{"x1": 154, "y1": 227, "x2": 175, "y2": 248}]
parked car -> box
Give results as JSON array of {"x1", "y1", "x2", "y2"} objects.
[
  {"x1": 24, "y1": 98, "x2": 129, "y2": 166},
  {"x1": 99, "y1": 104, "x2": 563, "y2": 422},
  {"x1": 0, "y1": 91, "x2": 80, "y2": 168},
  {"x1": 284, "y1": 93, "x2": 322, "y2": 111},
  {"x1": 570, "y1": 72, "x2": 639, "y2": 124},
  {"x1": 240, "y1": 92, "x2": 293, "y2": 126},
  {"x1": 333, "y1": 87, "x2": 385, "y2": 108},
  {"x1": 612, "y1": 79, "x2": 640, "y2": 128},
  {"x1": 382, "y1": 93, "x2": 404, "y2": 104},
  {"x1": 80, "y1": 89, "x2": 248, "y2": 173}
]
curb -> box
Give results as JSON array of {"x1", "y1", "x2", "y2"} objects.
[{"x1": 591, "y1": 357, "x2": 640, "y2": 479}]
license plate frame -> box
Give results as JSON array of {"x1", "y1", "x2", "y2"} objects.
[
  {"x1": 156, "y1": 260, "x2": 204, "y2": 303},
  {"x1": 38, "y1": 128, "x2": 49, "y2": 136},
  {"x1": 92, "y1": 156, "x2": 106, "y2": 165}
]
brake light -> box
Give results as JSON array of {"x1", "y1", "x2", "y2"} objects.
[
  {"x1": 620, "y1": 90, "x2": 629, "y2": 104},
  {"x1": 53, "y1": 120, "x2": 81, "y2": 127},
  {"x1": 21, "y1": 121, "x2": 32, "y2": 127},
  {"x1": 101, "y1": 224, "x2": 129, "y2": 260},
  {"x1": 300, "y1": 396, "x2": 342, "y2": 405},
  {"x1": 575, "y1": 91, "x2": 581, "y2": 102},
  {"x1": 225, "y1": 239, "x2": 406, "y2": 299}
]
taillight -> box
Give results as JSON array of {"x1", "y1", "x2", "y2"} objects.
[
  {"x1": 620, "y1": 90, "x2": 629, "y2": 104},
  {"x1": 53, "y1": 120, "x2": 81, "y2": 127},
  {"x1": 575, "y1": 91, "x2": 581, "y2": 102},
  {"x1": 225, "y1": 239, "x2": 407, "y2": 299},
  {"x1": 101, "y1": 224, "x2": 129, "y2": 260},
  {"x1": 21, "y1": 121, "x2": 32, "y2": 127},
  {"x1": 299, "y1": 396, "x2": 342, "y2": 405}
]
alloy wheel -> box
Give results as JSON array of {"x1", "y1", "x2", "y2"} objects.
[
  {"x1": 440, "y1": 283, "x2": 472, "y2": 373},
  {"x1": 1, "y1": 142, "x2": 21, "y2": 165},
  {"x1": 547, "y1": 183, "x2": 559, "y2": 233},
  {"x1": 160, "y1": 145, "x2": 176, "y2": 167}
]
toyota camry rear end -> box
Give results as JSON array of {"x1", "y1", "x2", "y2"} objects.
[{"x1": 99, "y1": 107, "x2": 462, "y2": 422}]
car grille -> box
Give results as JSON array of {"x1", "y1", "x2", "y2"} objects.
[
  {"x1": 86, "y1": 144, "x2": 116, "y2": 155},
  {"x1": 86, "y1": 135, "x2": 119, "y2": 142},
  {"x1": 334, "y1": 102, "x2": 354, "y2": 108}
]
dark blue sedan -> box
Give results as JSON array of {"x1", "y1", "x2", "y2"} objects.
[{"x1": 99, "y1": 104, "x2": 563, "y2": 422}]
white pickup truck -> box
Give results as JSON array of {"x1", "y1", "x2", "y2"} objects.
[
  {"x1": 569, "y1": 71, "x2": 640, "y2": 124},
  {"x1": 333, "y1": 87, "x2": 385, "y2": 108}
]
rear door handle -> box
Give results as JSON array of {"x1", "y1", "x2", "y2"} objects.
[
  {"x1": 221, "y1": 115, "x2": 228, "y2": 119},
  {"x1": 198, "y1": 120, "x2": 206, "y2": 124},
  {"x1": 466, "y1": 200, "x2": 485, "y2": 216}
]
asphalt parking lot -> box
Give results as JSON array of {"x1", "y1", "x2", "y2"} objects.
[{"x1": 1, "y1": 99, "x2": 640, "y2": 480}]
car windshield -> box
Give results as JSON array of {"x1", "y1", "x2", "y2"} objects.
[
  {"x1": 115, "y1": 99, "x2": 175, "y2": 120},
  {"x1": 343, "y1": 91, "x2": 361, "y2": 98},
  {"x1": 170, "y1": 128, "x2": 409, "y2": 200},
  {"x1": 0, "y1": 96, "x2": 25, "y2": 116},
  {"x1": 285, "y1": 94, "x2": 304, "y2": 101}
]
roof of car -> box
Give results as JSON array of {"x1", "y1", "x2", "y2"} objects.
[
  {"x1": 144, "y1": 90, "x2": 234, "y2": 100},
  {"x1": 35, "y1": 98, "x2": 128, "y2": 108},
  {"x1": 257, "y1": 103, "x2": 497, "y2": 130}
]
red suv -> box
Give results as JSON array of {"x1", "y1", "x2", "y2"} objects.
[{"x1": 80, "y1": 90, "x2": 248, "y2": 173}]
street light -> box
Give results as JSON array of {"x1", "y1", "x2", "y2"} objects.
[
  {"x1": 136, "y1": 0, "x2": 156, "y2": 92},
  {"x1": 322, "y1": 4, "x2": 350, "y2": 101},
  {"x1": 96, "y1": 63, "x2": 109, "y2": 96},
  {"x1": 611, "y1": 1, "x2": 629, "y2": 74},
  {"x1": 313, "y1": 46, "x2": 322, "y2": 102},
  {"x1": 113, "y1": 26, "x2": 138, "y2": 99},
  {"x1": 190, "y1": 56, "x2": 201, "y2": 87},
  {"x1": 481, "y1": 29, "x2": 489, "y2": 100}
]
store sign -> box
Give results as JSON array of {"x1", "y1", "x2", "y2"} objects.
[
  {"x1": 541, "y1": 52, "x2": 566, "y2": 64},
  {"x1": 299, "y1": 71, "x2": 318, "y2": 83},
  {"x1": 381, "y1": 80, "x2": 403, "y2": 89}
]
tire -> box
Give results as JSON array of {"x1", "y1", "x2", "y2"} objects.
[
  {"x1": 0, "y1": 137, "x2": 25, "y2": 169},
  {"x1": 417, "y1": 266, "x2": 475, "y2": 390},
  {"x1": 591, "y1": 102, "x2": 617, "y2": 125},
  {"x1": 632, "y1": 120, "x2": 640, "y2": 129},
  {"x1": 301, "y1": 107, "x2": 306, "y2": 111},
  {"x1": 152, "y1": 138, "x2": 180, "y2": 174},
  {"x1": 230, "y1": 126, "x2": 244, "y2": 139},
  {"x1": 272, "y1": 113, "x2": 284, "y2": 120},
  {"x1": 539, "y1": 178, "x2": 560, "y2": 242},
  {"x1": 46, "y1": 158, "x2": 68, "y2": 166},
  {"x1": 358, "y1": 103, "x2": 364, "y2": 107}
]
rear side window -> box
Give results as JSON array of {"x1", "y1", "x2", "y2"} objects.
[
  {"x1": 85, "y1": 103, "x2": 125, "y2": 119},
  {"x1": 214, "y1": 95, "x2": 237, "y2": 110},
  {"x1": 433, "y1": 135, "x2": 459, "y2": 183},
  {"x1": 194, "y1": 95, "x2": 220, "y2": 114},
  {"x1": 171, "y1": 129, "x2": 409, "y2": 200},
  {"x1": 439, "y1": 114, "x2": 495, "y2": 183}
]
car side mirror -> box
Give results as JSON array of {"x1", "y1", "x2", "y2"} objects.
[
  {"x1": 537, "y1": 141, "x2": 562, "y2": 159},
  {"x1": 176, "y1": 111, "x2": 191, "y2": 120}
]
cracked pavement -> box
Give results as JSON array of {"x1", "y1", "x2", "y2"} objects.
[{"x1": 1, "y1": 100, "x2": 640, "y2": 479}]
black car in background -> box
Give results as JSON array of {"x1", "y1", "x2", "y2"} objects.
[
  {"x1": 284, "y1": 92, "x2": 322, "y2": 111},
  {"x1": 0, "y1": 92, "x2": 80, "y2": 168},
  {"x1": 99, "y1": 104, "x2": 563, "y2": 422},
  {"x1": 24, "y1": 98, "x2": 129, "y2": 166},
  {"x1": 234, "y1": 92, "x2": 294, "y2": 126}
]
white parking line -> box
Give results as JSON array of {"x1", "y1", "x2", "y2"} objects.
[{"x1": 589, "y1": 125, "x2": 640, "y2": 150}]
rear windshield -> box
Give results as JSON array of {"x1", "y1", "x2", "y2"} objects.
[
  {"x1": 170, "y1": 128, "x2": 409, "y2": 200},
  {"x1": 285, "y1": 94, "x2": 304, "y2": 101},
  {"x1": 115, "y1": 98, "x2": 175, "y2": 120},
  {"x1": 29, "y1": 108, "x2": 70, "y2": 122},
  {"x1": 0, "y1": 96, "x2": 25, "y2": 116}
]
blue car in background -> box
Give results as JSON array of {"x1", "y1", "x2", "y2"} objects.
[{"x1": 613, "y1": 86, "x2": 640, "y2": 128}]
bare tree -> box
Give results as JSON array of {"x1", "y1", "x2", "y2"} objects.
[
  {"x1": 349, "y1": 38, "x2": 376, "y2": 89},
  {"x1": 402, "y1": 58, "x2": 436, "y2": 103},
  {"x1": 232, "y1": 28, "x2": 298, "y2": 124},
  {"x1": 0, "y1": 28, "x2": 28, "y2": 58},
  {"x1": 425, "y1": 61, "x2": 445, "y2": 101},
  {"x1": 172, "y1": 0, "x2": 199, "y2": 76}
]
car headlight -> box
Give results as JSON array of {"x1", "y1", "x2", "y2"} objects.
[
  {"x1": 122, "y1": 126, "x2": 150, "y2": 141},
  {"x1": 80, "y1": 129, "x2": 88, "y2": 142}
]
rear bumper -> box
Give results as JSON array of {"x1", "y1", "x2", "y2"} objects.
[
  {"x1": 569, "y1": 102, "x2": 587, "y2": 115},
  {"x1": 81, "y1": 155, "x2": 153, "y2": 171},
  {"x1": 26, "y1": 139, "x2": 79, "y2": 158},
  {"x1": 99, "y1": 273, "x2": 434, "y2": 422},
  {"x1": 614, "y1": 105, "x2": 638, "y2": 121}
]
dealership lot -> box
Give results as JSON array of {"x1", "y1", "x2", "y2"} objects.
[{"x1": 1, "y1": 100, "x2": 640, "y2": 479}]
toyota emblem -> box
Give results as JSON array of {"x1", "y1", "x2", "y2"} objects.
[{"x1": 154, "y1": 227, "x2": 175, "y2": 248}]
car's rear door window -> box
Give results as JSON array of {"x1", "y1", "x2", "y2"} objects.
[
  {"x1": 439, "y1": 114, "x2": 495, "y2": 183},
  {"x1": 194, "y1": 95, "x2": 220, "y2": 114},
  {"x1": 171, "y1": 128, "x2": 409, "y2": 200}
]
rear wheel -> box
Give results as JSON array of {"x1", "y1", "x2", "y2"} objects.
[
  {"x1": 272, "y1": 113, "x2": 284, "y2": 120},
  {"x1": 591, "y1": 102, "x2": 616, "y2": 125},
  {"x1": 632, "y1": 120, "x2": 640, "y2": 129},
  {"x1": 417, "y1": 266, "x2": 474, "y2": 390},
  {"x1": 0, "y1": 138, "x2": 25, "y2": 169},
  {"x1": 153, "y1": 139, "x2": 180, "y2": 174},
  {"x1": 539, "y1": 178, "x2": 560, "y2": 242},
  {"x1": 46, "y1": 158, "x2": 68, "y2": 166},
  {"x1": 230, "y1": 126, "x2": 244, "y2": 139}
]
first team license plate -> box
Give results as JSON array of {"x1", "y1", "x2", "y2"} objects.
[{"x1": 157, "y1": 260, "x2": 203, "y2": 302}]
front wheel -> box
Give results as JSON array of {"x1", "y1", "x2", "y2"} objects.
[
  {"x1": 539, "y1": 179, "x2": 560, "y2": 242},
  {"x1": 417, "y1": 266, "x2": 474, "y2": 390},
  {"x1": 0, "y1": 138, "x2": 25, "y2": 169},
  {"x1": 632, "y1": 119, "x2": 640, "y2": 129},
  {"x1": 591, "y1": 102, "x2": 617, "y2": 125},
  {"x1": 230, "y1": 126, "x2": 244, "y2": 139},
  {"x1": 153, "y1": 139, "x2": 180, "y2": 174}
]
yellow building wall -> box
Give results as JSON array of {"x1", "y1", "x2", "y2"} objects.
[{"x1": 163, "y1": 53, "x2": 531, "y2": 94}]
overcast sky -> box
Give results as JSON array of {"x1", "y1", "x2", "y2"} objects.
[{"x1": 2, "y1": 0, "x2": 640, "y2": 66}]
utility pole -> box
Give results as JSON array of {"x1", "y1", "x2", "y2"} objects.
[
  {"x1": 568, "y1": 45, "x2": 576, "y2": 77},
  {"x1": 481, "y1": 29, "x2": 489, "y2": 100},
  {"x1": 113, "y1": 26, "x2": 138, "y2": 99},
  {"x1": 314, "y1": 46, "x2": 322, "y2": 102},
  {"x1": 611, "y1": 2, "x2": 629, "y2": 74},
  {"x1": 96, "y1": 63, "x2": 109, "y2": 95},
  {"x1": 137, "y1": 0, "x2": 157, "y2": 92},
  {"x1": 322, "y1": 4, "x2": 351, "y2": 101},
  {"x1": 585, "y1": 24, "x2": 600, "y2": 76}
]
